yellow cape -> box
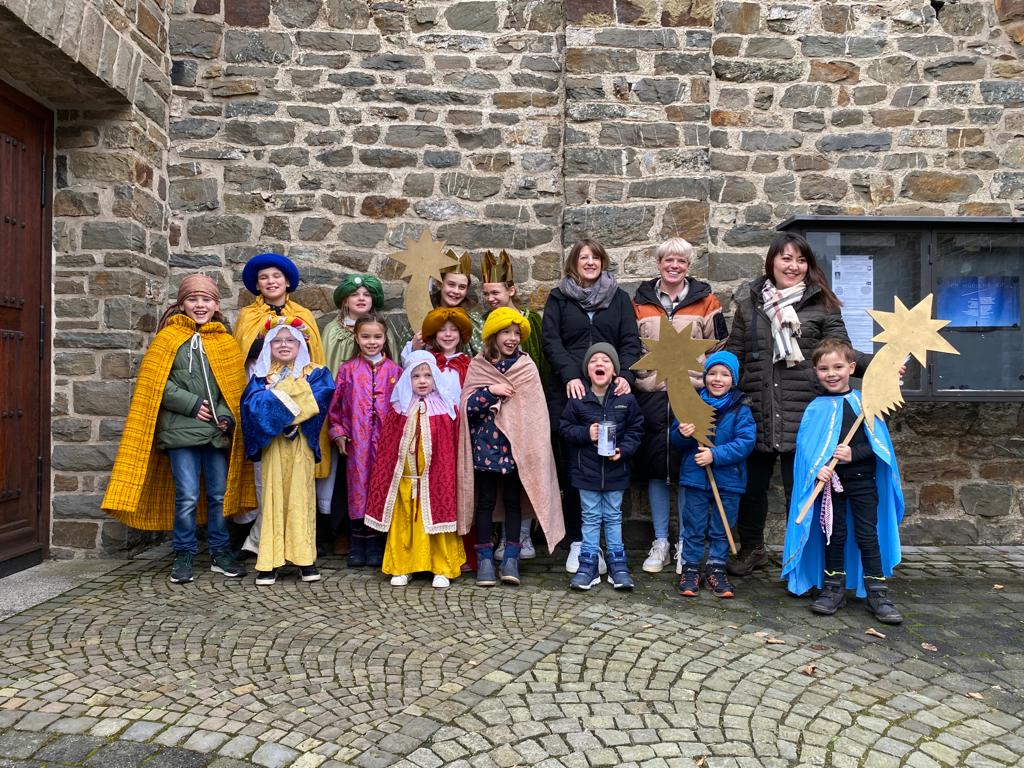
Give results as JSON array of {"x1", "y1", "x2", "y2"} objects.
[
  {"x1": 102, "y1": 314, "x2": 256, "y2": 530},
  {"x1": 233, "y1": 295, "x2": 331, "y2": 478}
]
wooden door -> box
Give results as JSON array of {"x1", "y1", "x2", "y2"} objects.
[{"x1": 0, "y1": 81, "x2": 52, "y2": 576}]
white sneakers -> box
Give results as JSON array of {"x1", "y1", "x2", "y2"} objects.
[
  {"x1": 390, "y1": 574, "x2": 411, "y2": 586},
  {"x1": 431, "y1": 574, "x2": 450, "y2": 589},
  {"x1": 565, "y1": 541, "x2": 606, "y2": 574},
  {"x1": 496, "y1": 521, "x2": 537, "y2": 560},
  {"x1": 391, "y1": 574, "x2": 450, "y2": 588},
  {"x1": 675, "y1": 540, "x2": 684, "y2": 575},
  {"x1": 642, "y1": 539, "x2": 672, "y2": 573}
]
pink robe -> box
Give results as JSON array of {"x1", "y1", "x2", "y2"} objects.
[{"x1": 327, "y1": 356, "x2": 401, "y2": 520}]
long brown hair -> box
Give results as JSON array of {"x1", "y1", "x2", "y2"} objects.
[
  {"x1": 564, "y1": 238, "x2": 610, "y2": 284},
  {"x1": 353, "y1": 314, "x2": 392, "y2": 359},
  {"x1": 764, "y1": 233, "x2": 841, "y2": 312}
]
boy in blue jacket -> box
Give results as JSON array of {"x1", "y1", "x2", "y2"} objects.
[
  {"x1": 671, "y1": 351, "x2": 756, "y2": 598},
  {"x1": 560, "y1": 343, "x2": 645, "y2": 591}
]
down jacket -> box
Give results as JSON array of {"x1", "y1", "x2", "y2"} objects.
[
  {"x1": 670, "y1": 389, "x2": 756, "y2": 495},
  {"x1": 559, "y1": 388, "x2": 645, "y2": 492},
  {"x1": 724, "y1": 275, "x2": 871, "y2": 454}
]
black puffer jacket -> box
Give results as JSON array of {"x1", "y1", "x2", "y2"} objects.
[
  {"x1": 559, "y1": 388, "x2": 645, "y2": 491},
  {"x1": 541, "y1": 285, "x2": 643, "y2": 424},
  {"x1": 725, "y1": 276, "x2": 871, "y2": 453}
]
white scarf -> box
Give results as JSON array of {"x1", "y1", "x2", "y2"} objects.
[{"x1": 761, "y1": 280, "x2": 805, "y2": 367}]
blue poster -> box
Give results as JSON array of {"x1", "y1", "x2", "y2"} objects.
[{"x1": 937, "y1": 276, "x2": 1021, "y2": 329}]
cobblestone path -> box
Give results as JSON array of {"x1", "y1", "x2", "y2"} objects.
[{"x1": 1, "y1": 547, "x2": 1022, "y2": 767}]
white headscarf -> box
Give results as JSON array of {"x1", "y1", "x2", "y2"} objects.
[
  {"x1": 254, "y1": 324, "x2": 311, "y2": 379},
  {"x1": 391, "y1": 350, "x2": 458, "y2": 419}
]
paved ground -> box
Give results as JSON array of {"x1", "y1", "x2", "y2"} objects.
[{"x1": 1, "y1": 546, "x2": 1023, "y2": 768}]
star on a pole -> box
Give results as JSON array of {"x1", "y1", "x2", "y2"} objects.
[
  {"x1": 867, "y1": 295, "x2": 958, "y2": 366},
  {"x1": 388, "y1": 230, "x2": 458, "y2": 333}
]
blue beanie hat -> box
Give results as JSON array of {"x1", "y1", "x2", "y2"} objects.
[
  {"x1": 703, "y1": 350, "x2": 740, "y2": 384},
  {"x1": 242, "y1": 252, "x2": 301, "y2": 296}
]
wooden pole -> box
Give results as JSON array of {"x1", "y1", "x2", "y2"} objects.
[
  {"x1": 705, "y1": 466, "x2": 737, "y2": 555},
  {"x1": 794, "y1": 413, "x2": 865, "y2": 525}
]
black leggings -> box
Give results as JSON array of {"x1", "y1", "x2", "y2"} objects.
[
  {"x1": 736, "y1": 450, "x2": 795, "y2": 549},
  {"x1": 825, "y1": 471, "x2": 883, "y2": 578},
  {"x1": 474, "y1": 470, "x2": 522, "y2": 544}
]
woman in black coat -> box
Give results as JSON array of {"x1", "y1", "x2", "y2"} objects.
[
  {"x1": 542, "y1": 238, "x2": 643, "y2": 573},
  {"x1": 724, "y1": 232, "x2": 870, "y2": 577}
]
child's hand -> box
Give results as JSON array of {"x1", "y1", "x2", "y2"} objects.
[
  {"x1": 817, "y1": 464, "x2": 834, "y2": 482},
  {"x1": 678, "y1": 422, "x2": 696, "y2": 438},
  {"x1": 335, "y1": 436, "x2": 348, "y2": 456},
  {"x1": 833, "y1": 444, "x2": 852, "y2": 463},
  {"x1": 217, "y1": 418, "x2": 230, "y2": 433},
  {"x1": 694, "y1": 446, "x2": 713, "y2": 467},
  {"x1": 613, "y1": 377, "x2": 631, "y2": 396},
  {"x1": 196, "y1": 400, "x2": 214, "y2": 422},
  {"x1": 609, "y1": 448, "x2": 622, "y2": 462},
  {"x1": 489, "y1": 382, "x2": 514, "y2": 397},
  {"x1": 411, "y1": 331, "x2": 425, "y2": 351}
]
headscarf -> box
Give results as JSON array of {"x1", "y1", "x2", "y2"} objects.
[
  {"x1": 558, "y1": 270, "x2": 619, "y2": 312},
  {"x1": 158, "y1": 274, "x2": 223, "y2": 330},
  {"x1": 390, "y1": 350, "x2": 458, "y2": 419},
  {"x1": 254, "y1": 320, "x2": 311, "y2": 379},
  {"x1": 333, "y1": 274, "x2": 384, "y2": 310},
  {"x1": 482, "y1": 307, "x2": 532, "y2": 343}
]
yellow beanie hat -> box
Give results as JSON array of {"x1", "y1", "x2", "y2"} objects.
[{"x1": 482, "y1": 307, "x2": 531, "y2": 343}]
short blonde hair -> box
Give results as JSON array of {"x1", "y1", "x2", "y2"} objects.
[{"x1": 655, "y1": 237, "x2": 694, "y2": 262}]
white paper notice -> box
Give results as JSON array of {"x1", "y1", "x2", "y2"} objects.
[{"x1": 831, "y1": 255, "x2": 874, "y2": 353}]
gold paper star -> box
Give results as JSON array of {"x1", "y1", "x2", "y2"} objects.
[
  {"x1": 630, "y1": 316, "x2": 719, "y2": 446},
  {"x1": 388, "y1": 230, "x2": 458, "y2": 333},
  {"x1": 862, "y1": 294, "x2": 959, "y2": 427}
]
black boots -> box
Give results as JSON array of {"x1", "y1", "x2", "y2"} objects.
[
  {"x1": 810, "y1": 572, "x2": 847, "y2": 615},
  {"x1": 865, "y1": 578, "x2": 903, "y2": 624}
]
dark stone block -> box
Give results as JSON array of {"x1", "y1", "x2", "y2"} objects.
[
  {"x1": 223, "y1": 30, "x2": 292, "y2": 62},
  {"x1": 438, "y1": 222, "x2": 553, "y2": 249},
  {"x1": 710, "y1": 176, "x2": 756, "y2": 203},
  {"x1": 779, "y1": 84, "x2": 832, "y2": 109},
  {"x1": 866, "y1": 56, "x2": 918, "y2": 84},
  {"x1": 52, "y1": 444, "x2": 119, "y2": 472},
  {"x1": 360, "y1": 196, "x2": 410, "y2": 218},
  {"x1": 565, "y1": 48, "x2": 639, "y2": 74},
  {"x1": 170, "y1": 20, "x2": 223, "y2": 58},
  {"x1": 454, "y1": 128, "x2": 502, "y2": 149},
  {"x1": 224, "y1": 166, "x2": 285, "y2": 192},
  {"x1": 392, "y1": 88, "x2": 482, "y2": 106},
  {"x1": 188, "y1": 215, "x2": 253, "y2": 246},
  {"x1": 358, "y1": 148, "x2": 416, "y2": 168},
  {"x1": 816, "y1": 132, "x2": 891, "y2": 152},
  {"x1": 225, "y1": 0, "x2": 270, "y2": 27},
  {"x1": 715, "y1": 1, "x2": 760, "y2": 33},
  {"x1": 565, "y1": 148, "x2": 623, "y2": 177},
  {"x1": 960, "y1": 484, "x2": 1013, "y2": 518},
  {"x1": 171, "y1": 60, "x2": 199, "y2": 86},
  {"x1": 444, "y1": 1, "x2": 499, "y2": 31},
  {"x1": 384, "y1": 125, "x2": 447, "y2": 148},
  {"x1": 339, "y1": 223, "x2": 388, "y2": 247},
  {"x1": 653, "y1": 52, "x2": 711, "y2": 75},
  {"x1": 423, "y1": 151, "x2": 461, "y2": 168},
  {"x1": 170, "y1": 178, "x2": 219, "y2": 212},
  {"x1": 272, "y1": 0, "x2": 321, "y2": 27},
  {"x1": 740, "y1": 131, "x2": 804, "y2": 151},
  {"x1": 439, "y1": 173, "x2": 502, "y2": 201},
  {"x1": 598, "y1": 122, "x2": 678, "y2": 148},
  {"x1": 52, "y1": 494, "x2": 107, "y2": 520},
  {"x1": 224, "y1": 101, "x2": 278, "y2": 118},
  {"x1": 81, "y1": 222, "x2": 146, "y2": 252},
  {"x1": 362, "y1": 53, "x2": 425, "y2": 70},
  {"x1": 713, "y1": 60, "x2": 803, "y2": 83},
  {"x1": 629, "y1": 177, "x2": 709, "y2": 200},
  {"x1": 800, "y1": 35, "x2": 885, "y2": 58},
  {"x1": 630, "y1": 78, "x2": 681, "y2": 104},
  {"x1": 980, "y1": 80, "x2": 1024, "y2": 108},
  {"x1": 315, "y1": 148, "x2": 354, "y2": 167},
  {"x1": 223, "y1": 120, "x2": 295, "y2": 145}
]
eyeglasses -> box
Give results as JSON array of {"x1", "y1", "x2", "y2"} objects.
[{"x1": 269, "y1": 338, "x2": 300, "y2": 347}]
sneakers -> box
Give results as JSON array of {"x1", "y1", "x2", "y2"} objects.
[
  {"x1": 678, "y1": 567, "x2": 700, "y2": 597},
  {"x1": 810, "y1": 572, "x2": 847, "y2": 615},
  {"x1": 169, "y1": 553, "x2": 195, "y2": 584},
  {"x1": 726, "y1": 545, "x2": 769, "y2": 577},
  {"x1": 565, "y1": 541, "x2": 582, "y2": 573},
  {"x1": 520, "y1": 529, "x2": 536, "y2": 560},
  {"x1": 390, "y1": 574, "x2": 411, "y2": 586},
  {"x1": 865, "y1": 579, "x2": 903, "y2": 625},
  {"x1": 606, "y1": 551, "x2": 634, "y2": 590},
  {"x1": 597, "y1": 549, "x2": 607, "y2": 575},
  {"x1": 705, "y1": 565, "x2": 734, "y2": 598},
  {"x1": 255, "y1": 568, "x2": 278, "y2": 586},
  {"x1": 570, "y1": 552, "x2": 601, "y2": 591},
  {"x1": 299, "y1": 565, "x2": 321, "y2": 583},
  {"x1": 210, "y1": 550, "x2": 246, "y2": 578},
  {"x1": 675, "y1": 540, "x2": 684, "y2": 575},
  {"x1": 476, "y1": 556, "x2": 497, "y2": 586},
  {"x1": 432, "y1": 574, "x2": 450, "y2": 588},
  {"x1": 642, "y1": 539, "x2": 671, "y2": 573},
  {"x1": 495, "y1": 538, "x2": 505, "y2": 562}
]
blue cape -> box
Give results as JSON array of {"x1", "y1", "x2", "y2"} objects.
[{"x1": 781, "y1": 390, "x2": 904, "y2": 598}]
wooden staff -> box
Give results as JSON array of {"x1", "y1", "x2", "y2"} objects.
[
  {"x1": 794, "y1": 413, "x2": 865, "y2": 524},
  {"x1": 705, "y1": 465, "x2": 738, "y2": 555}
]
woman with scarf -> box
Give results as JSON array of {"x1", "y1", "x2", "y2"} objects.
[
  {"x1": 541, "y1": 238, "x2": 643, "y2": 573},
  {"x1": 724, "y1": 232, "x2": 869, "y2": 578}
]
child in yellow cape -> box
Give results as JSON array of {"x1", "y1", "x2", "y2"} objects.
[{"x1": 102, "y1": 274, "x2": 255, "y2": 585}]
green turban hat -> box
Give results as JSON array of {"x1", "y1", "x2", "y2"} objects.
[{"x1": 333, "y1": 274, "x2": 384, "y2": 309}]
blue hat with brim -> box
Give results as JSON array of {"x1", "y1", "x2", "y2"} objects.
[{"x1": 242, "y1": 252, "x2": 300, "y2": 296}]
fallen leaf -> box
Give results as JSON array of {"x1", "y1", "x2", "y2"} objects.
[
  {"x1": 694, "y1": 758, "x2": 706, "y2": 767},
  {"x1": 728, "y1": 624, "x2": 738, "y2": 629},
  {"x1": 966, "y1": 692, "x2": 984, "y2": 700},
  {"x1": 993, "y1": 584, "x2": 1005, "y2": 591},
  {"x1": 765, "y1": 637, "x2": 785, "y2": 645},
  {"x1": 865, "y1": 627, "x2": 887, "y2": 639},
  {"x1": 921, "y1": 642, "x2": 938, "y2": 652},
  {"x1": 801, "y1": 664, "x2": 818, "y2": 676},
  {"x1": 754, "y1": 631, "x2": 770, "y2": 637}
]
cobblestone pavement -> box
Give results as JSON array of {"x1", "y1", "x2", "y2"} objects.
[{"x1": 1, "y1": 546, "x2": 1023, "y2": 768}]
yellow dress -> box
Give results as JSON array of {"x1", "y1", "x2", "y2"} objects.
[
  {"x1": 256, "y1": 374, "x2": 320, "y2": 572},
  {"x1": 382, "y1": 426, "x2": 466, "y2": 580}
]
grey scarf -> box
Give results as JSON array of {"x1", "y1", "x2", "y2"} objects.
[{"x1": 558, "y1": 271, "x2": 618, "y2": 311}]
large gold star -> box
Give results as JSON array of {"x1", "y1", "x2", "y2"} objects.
[
  {"x1": 388, "y1": 230, "x2": 458, "y2": 333},
  {"x1": 631, "y1": 316, "x2": 719, "y2": 446}
]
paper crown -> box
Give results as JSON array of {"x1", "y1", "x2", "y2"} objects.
[
  {"x1": 440, "y1": 249, "x2": 473, "y2": 278},
  {"x1": 482, "y1": 250, "x2": 514, "y2": 284},
  {"x1": 260, "y1": 315, "x2": 311, "y2": 340}
]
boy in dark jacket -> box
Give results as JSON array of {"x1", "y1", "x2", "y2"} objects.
[
  {"x1": 671, "y1": 351, "x2": 756, "y2": 598},
  {"x1": 560, "y1": 343, "x2": 644, "y2": 591}
]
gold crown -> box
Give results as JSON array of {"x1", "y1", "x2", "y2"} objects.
[
  {"x1": 440, "y1": 249, "x2": 473, "y2": 278},
  {"x1": 481, "y1": 250, "x2": 513, "y2": 284}
]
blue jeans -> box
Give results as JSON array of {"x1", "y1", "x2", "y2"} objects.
[
  {"x1": 680, "y1": 487, "x2": 740, "y2": 566},
  {"x1": 167, "y1": 445, "x2": 230, "y2": 555},
  {"x1": 648, "y1": 479, "x2": 686, "y2": 542},
  {"x1": 579, "y1": 489, "x2": 624, "y2": 557}
]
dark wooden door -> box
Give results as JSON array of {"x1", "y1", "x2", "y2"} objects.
[{"x1": 0, "y1": 82, "x2": 52, "y2": 575}]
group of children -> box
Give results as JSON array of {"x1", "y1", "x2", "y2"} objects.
[{"x1": 103, "y1": 252, "x2": 906, "y2": 624}]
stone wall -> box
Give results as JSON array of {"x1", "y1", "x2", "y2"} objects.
[{"x1": 0, "y1": 0, "x2": 172, "y2": 556}]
